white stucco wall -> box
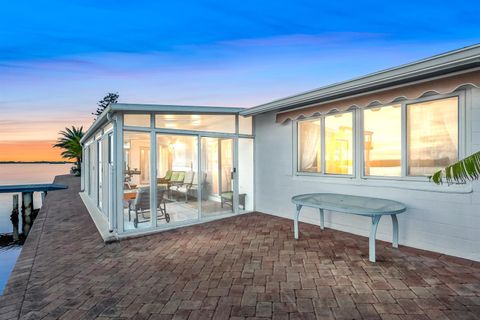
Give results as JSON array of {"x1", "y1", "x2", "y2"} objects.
[{"x1": 253, "y1": 87, "x2": 480, "y2": 261}]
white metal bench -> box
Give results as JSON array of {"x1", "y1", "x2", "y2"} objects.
[{"x1": 291, "y1": 193, "x2": 406, "y2": 262}]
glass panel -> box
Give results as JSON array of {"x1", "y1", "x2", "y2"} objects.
[
  {"x1": 297, "y1": 119, "x2": 321, "y2": 173},
  {"x1": 201, "y1": 137, "x2": 234, "y2": 217},
  {"x1": 124, "y1": 114, "x2": 151, "y2": 127},
  {"x1": 239, "y1": 138, "x2": 254, "y2": 212},
  {"x1": 364, "y1": 105, "x2": 402, "y2": 176},
  {"x1": 156, "y1": 134, "x2": 198, "y2": 225},
  {"x1": 123, "y1": 131, "x2": 151, "y2": 230},
  {"x1": 239, "y1": 116, "x2": 253, "y2": 135},
  {"x1": 155, "y1": 114, "x2": 235, "y2": 133},
  {"x1": 408, "y1": 97, "x2": 458, "y2": 176},
  {"x1": 325, "y1": 112, "x2": 353, "y2": 175}
]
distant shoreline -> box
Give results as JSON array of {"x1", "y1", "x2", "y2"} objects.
[{"x1": 0, "y1": 161, "x2": 74, "y2": 164}]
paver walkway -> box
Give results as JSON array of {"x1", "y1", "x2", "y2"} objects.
[{"x1": 1, "y1": 175, "x2": 479, "y2": 320}]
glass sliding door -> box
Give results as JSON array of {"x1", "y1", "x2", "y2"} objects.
[
  {"x1": 123, "y1": 131, "x2": 151, "y2": 230},
  {"x1": 200, "y1": 137, "x2": 234, "y2": 217},
  {"x1": 156, "y1": 134, "x2": 199, "y2": 225}
]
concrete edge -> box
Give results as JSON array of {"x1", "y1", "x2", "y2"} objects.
[{"x1": 79, "y1": 192, "x2": 118, "y2": 243}]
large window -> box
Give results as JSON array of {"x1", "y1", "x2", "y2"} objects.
[
  {"x1": 407, "y1": 97, "x2": 458, "y2": 176},
  {"x1": 296, "y1": 112, "x2": 353, "y2": 175},
  {"x1": 363, "y1": 105, "x2": 402, "y2": 176},
  {"x1": 155, "y1": 114, "x2": 236, "y2": 133},
  {"x1": 296, "y1": 95, "x2": 460, "y2": 179},
  {"x1": 124, "y1": 114, "x2": 151, "y2": 127}
]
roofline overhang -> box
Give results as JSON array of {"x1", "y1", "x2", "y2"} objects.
[
  {"x1": 80, "y1": 103, "x2": 245, "y2": 144},
  {"x1": 240, "y1": 43, "x2": 480, "y2": 116},
  {"x1": 80, "y1": 105, "x2": 112, "y2": 144},
  {"x1": 112, "y1": 103, "x2": 245, "y2": 114}
]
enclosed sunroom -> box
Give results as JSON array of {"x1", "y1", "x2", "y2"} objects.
[{"x1": 80, "y1": 104, "x2": 254, "y2": 240}]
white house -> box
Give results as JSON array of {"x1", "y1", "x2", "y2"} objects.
[{"x1": 80, "y1": 44, "x2": 480, "y2": 261}]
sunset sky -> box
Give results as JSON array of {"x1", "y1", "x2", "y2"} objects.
[{"x1": 1, "y1": 1, "x2": 479, "y2": 161}]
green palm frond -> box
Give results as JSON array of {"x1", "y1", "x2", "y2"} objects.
[
  {"x1": 53, "y1": 126, "x2": 84, "y2": 175},
  {"x1": 430, "y1": 151, "x2": 480, "y2": 185}
]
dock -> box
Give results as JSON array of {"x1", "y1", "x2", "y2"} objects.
[{"x1": 1, "y1": 175, "x2": 480, "y2": 319}]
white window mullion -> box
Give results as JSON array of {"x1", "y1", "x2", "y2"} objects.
[
  {"x1": 401, "y1": 102, "x2": 408, "y2": 178},
  {"x1": 320, "y1": 116, "x2": 326, "y2": 175}
]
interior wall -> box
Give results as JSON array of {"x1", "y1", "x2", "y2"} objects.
[{"x1": 253, "y1": 87, "x2": 480, "y2": 261}]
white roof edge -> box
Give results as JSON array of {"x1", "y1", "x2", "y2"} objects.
[
  {"x1": 112, "y1": 103, "x2": 245, "y2": 114},
  {"x1": 240, "y1": 43, "x2": 480, "y2": 116},
  {"x1": 81, "y1": 103, "x2": 246, "y2": 144},
  {"x1": 80, "y1": 105, "x2": 112, "y2": 144}
]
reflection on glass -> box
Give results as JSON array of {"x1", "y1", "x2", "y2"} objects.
[
  {"x1": 408, "y1": 97, "x2": 458, "y2": 176},
  {"x1": 201, "y1": 137, "x2": 234, "y2": 217},
  {"x1": 123, "y1": 131, "x2": 151, "y2": 230},
  {"x1": 239, "y1": 139, "x2": 254, "y2": 212},
  {"x1": 156, "y1": 134, "x2": 198, "y2": 225},
  {"x1": 155, "y1": 114, "x2": 236, "y2": 133},
  {"x1": 325, "y1": 112, "x2": 353, "y2": 175},
  {"x1": 239, "y1": 116, "x2": 253, "y2": 135},
  {"x1": 124, "y1": 114, "x2": 151, "y2": 127},
  {"x1": 298, "y1": 119, "x2": 321, "y2": 173},
  {"x1": 364, "y1": 105, "x2": 401, "y2": 176}
]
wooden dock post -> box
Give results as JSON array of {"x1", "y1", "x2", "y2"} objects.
[
  {"x1": 22, "y1": 192, "x2": 34, "y2": 236},
  {"x1": 11, "y1": 194, "x2": 19, "y2": 242}
]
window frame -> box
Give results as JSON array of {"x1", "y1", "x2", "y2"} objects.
[
  {"x1": 294, "y1": 91, "x2": 465, "y2": 182},
  {"x1": 294, "y1": 110, "x2": 356, "y2": 178}
]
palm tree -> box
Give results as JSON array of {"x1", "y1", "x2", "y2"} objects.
[
  {"x1": 54, "y1": 126, "x2": 84, "y2": 176},
  {"x1": 430, "y1": 151, "x2": 480, "y2": 184}
]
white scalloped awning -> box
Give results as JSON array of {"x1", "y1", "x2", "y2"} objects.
[{"x1": 276, "y1": 70, "x2": 480, "y2": 123}]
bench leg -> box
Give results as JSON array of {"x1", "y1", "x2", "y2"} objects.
[
  {"x1": 319, "y1": 208, "x2": 324, "y2": 230},
  {"x1": 369, "y1": 215, "x2": 382, "y2": 262},
  {"x1": 294, "y1": 204, "x2": 302, "y2": 239},
  {"x1": 391, "y1": 214, "x2": 399, "y2": 248}
]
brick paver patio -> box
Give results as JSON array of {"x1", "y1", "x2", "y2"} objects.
[{"x1": 1, "y1": 175, "x2": 479, "y2": 319}]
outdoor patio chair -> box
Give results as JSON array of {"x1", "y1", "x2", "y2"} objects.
[
  {"x1": 174, "y1": 171, "x2": 196, "y2": 202},
  {"x1": 131, "y1": 186, "x2": 171, "y2": 228},
  {"x1": 157, "y1": 170, "x2": 173, "y2": 184},
  {"x1": 166, "y1": 171, "x2": 185, "y2": 198}
]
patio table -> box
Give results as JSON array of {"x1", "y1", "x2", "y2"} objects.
[{"x1": 291, "y1": 193, "x2": 406, "y2": 262}]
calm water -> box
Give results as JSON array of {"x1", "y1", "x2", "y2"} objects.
[{"x1": 0, "y1": 163, "x2": 71, "y2": 292}]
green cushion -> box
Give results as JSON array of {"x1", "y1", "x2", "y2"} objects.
[
  {"x1": 221, "y1": 192, "x2": 233, "y2": 200},
  {"x1": 176, "y1": 171, "x2": 185, "y2": 182},
  {"x1": 170, "y1": 172, "x2": 180, "y2": 181},
  {"x1": 164, "y1": 170, "x2": 173, "y2": 180}
]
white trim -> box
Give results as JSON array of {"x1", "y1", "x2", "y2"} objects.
[
  {"x1": 113, "y1": 103, "x2": 244, "y2": 114},
  {"x1": 79, "y1": 192, "x2": 117, "y2": 242}
]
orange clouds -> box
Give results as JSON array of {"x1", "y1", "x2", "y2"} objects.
[{"x1": 0, "y1": 140, "x2": 66, "y2": 162}]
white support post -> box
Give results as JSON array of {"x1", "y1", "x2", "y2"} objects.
[
  {"x1": 115, "y1": 113, "x2": 124, "y2": 234},
  {"x1": 22, "y1": 192, "x2": 34, "y2": 236}
]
